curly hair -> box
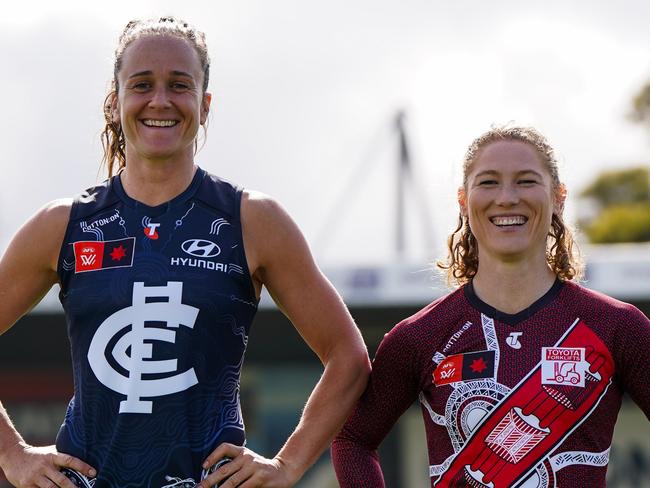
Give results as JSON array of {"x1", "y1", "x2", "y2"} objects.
[
  {"x1": 101, "y1": 17, "x2": 211, "y2": 177},
  {"x1": 438, "y1": 125, "x2": 583, "y2": 286}
]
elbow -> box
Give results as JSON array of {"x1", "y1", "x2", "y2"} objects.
[{"x1": 344, "y1": 346, "x2": 372, "y2": 398}]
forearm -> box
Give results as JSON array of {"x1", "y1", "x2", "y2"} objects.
[
  {"x1": 273, "y1": 349, "x2": 370, "y2": 482},
  {"x1": 0, "y1": 401, "x2": 26, "y2": 469}
]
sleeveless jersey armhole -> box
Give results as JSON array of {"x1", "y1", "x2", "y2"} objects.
[
  {"x1": 233, "y1": 186, "x2": 259, "y2": 304},
  {"x1": 56, "y1": 196, "x2": 80, "y2": 294}
]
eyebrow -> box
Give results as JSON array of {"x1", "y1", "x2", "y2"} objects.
[
  {"x1": 474, "y1": 169, "x2": 544, "y2": 178},
  {"x1": 127, "y1": 70, "x2": 195, "y2": 79}
]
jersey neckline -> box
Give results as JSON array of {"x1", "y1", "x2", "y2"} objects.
[
  {"x1": 112, "y1": 167, "x2": 206, "y2": 216},
  {"x1": 464, "y1": 278, "x2": 564, "y2": 326}
]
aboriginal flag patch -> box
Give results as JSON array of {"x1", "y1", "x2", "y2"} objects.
[
  {"x1": 433, "y1": 350, "x2": 496, "y2": 386},
  {"x1": 73, "y1": 237, "x2": 135, "y2": 273}
]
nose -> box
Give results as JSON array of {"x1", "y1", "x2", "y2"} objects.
[
  {"x1": 148, "y1": 86, "x2": 172, "y2": 109},
  {"x1": 495, "y1": 182, "x2": 520, "y2": 206}
]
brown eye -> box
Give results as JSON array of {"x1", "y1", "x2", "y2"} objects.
[{"x1": 132, "y1": 82, "x2": 151, "y2": 92}]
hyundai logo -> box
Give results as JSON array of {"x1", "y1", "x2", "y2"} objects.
[{"x1": 181, "y1": 239, "x2": 221, "y2": 258}]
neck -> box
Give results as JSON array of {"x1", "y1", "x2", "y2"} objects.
[
  {"x1": 119, "y1": 156, "x2": 197, "y2": 207},
  {"x1": 471, "y1": 255, "x2": 557, "y2": 314}
]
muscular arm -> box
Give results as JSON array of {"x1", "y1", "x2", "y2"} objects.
[
  {"x1": 332, "y1": 323, "x2": 421, "y2": 488},
  {"x1": 200, "y1": 192, "x2": 370, "y2": 488},
  {"x1": 0, "y1": 200, "x2": 96, "y2": 487},
  {"x1": 0, "y1": 200, "x2": 69, "y2": 336}
]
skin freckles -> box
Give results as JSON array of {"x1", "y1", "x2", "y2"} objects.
[{"x1": 458, "y1": 140, "x2": 565, "y2": 267}]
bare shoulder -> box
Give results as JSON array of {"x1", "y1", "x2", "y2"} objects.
[
  {"x1": 8, "y1": 198, "x2": 73, "y2": 269},
  {"x1": 241, "y1": 189, "x2": 290, "y2": 225},
  {"x1": 241, "y1": 190, "x2": 304, "y2": 248},
  {"x1": 36, "y1": 198, "x2": 73, "y2": 228},
  {"x1": 240, "y1": 190, "x2": 313, "y2": 284},
  {"x1": 0, "y1": 199, "x2": 73, "y2": 331}
]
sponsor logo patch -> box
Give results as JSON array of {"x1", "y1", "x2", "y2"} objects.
[
  {"x1": 73, "y1": 237, "x2": 135, "y2": 273},
  {"x1": 433, "y1": 350, "x2": 496, "y2": 386},
  {"x1": 181, "y1": 238, "x2": 221, "y2": 258},
  {"x1": 506, "y1": 331, "x2": 523, "y2": 349},
  {"x1": 541, "y1": 346, "x2": 587, "y2": 387},
  {"x1": 144, "y1": 222, "x2": 160, "y2": 240},
  {"x1": 442, "y1": 321, "x2": 473, "y2": 353}
]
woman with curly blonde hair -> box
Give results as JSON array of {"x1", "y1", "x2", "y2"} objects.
[
  {"x1": 333, "y1": 125, "x2": 649, "y2": 488},
  {"x1": 439, "y1": 124, "x2": 583, "y2": 287}
]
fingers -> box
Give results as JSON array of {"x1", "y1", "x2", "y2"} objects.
[
  {"x1": 54, "y1": 452, "x2": 96, "y2": 478},
  {"x1": 198, "y1": 449, "x2": 286, "y2": 488},
  {"x1": 36, "y1": 476, "x2": 58, "y2": 488},
  {"x1": 39, "y1": 469, "x2": 79, "y2": 488},
  {"x1": 202, "y1": 443, "x2": 243, "y2": 470},
  {"x1": 199, "y1": 451, "x2": 242, "y2": 488},
  {"x1": 36, "y1": 471, "x2": 74, "y2": 488},
  {"x1": 200, "y1": 462, "x2": 251, "y2": 488}
]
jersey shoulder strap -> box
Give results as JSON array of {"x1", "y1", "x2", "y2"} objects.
[{"x1": 68, "y1": 177, "x2": 120, "y2": 223}]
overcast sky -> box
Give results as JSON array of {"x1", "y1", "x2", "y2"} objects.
[{"x1": 2, "y1": 0, "x2": 650, "y2": 266}]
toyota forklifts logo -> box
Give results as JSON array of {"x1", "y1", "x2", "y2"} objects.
[
  {"x1": 181, "y1": 239, "x2": 221, "y2": 258},
  {"x1": 541, "y1": 347, "x2": 588, "y2": 387}
]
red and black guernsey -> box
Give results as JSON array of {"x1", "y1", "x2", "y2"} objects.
[
  {"x1": 56, "y1": 168, "x2": 258, "y2": 487},
  {"x1": 332, "y1": 280, "x2": 650, "y2": 487}
]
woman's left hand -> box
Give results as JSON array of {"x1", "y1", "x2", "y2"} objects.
[{"x1": 198, "y1": 443, "x2": 297, "y2": 488}]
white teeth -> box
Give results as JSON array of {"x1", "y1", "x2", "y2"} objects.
[
  {"x1": 142, "y1": 119, "x2": 178, "y2": 127},
  {"x1": 491, "y1": 216, "x2": 527, "y2": 226}
]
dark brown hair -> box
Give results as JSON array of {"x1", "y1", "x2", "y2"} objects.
[
  {"x1": 438, "y1": 124, "x2": 583, "y2": 286},
  {"x1": 101, "y1": 17, "x2": 210, "y2": 177}
]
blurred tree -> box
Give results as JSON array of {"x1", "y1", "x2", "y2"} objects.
[
  {"x1": 579, "y1": 167, "x2": 650, "y2": 243},
  {"x1": 630, "y1": 82, "x2": 650, "y2": 126}
]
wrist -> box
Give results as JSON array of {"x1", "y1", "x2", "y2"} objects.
[
  {"x1": 273, "y1": 455, "x2": 304, "y2": 486},
  {"x1": 0, "y1": 439, "x2": 28, "y2": 470}
]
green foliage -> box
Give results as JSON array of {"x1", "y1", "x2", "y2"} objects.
[
  {"x1": 579, "y1": 166, "x2": 650, "y2": 243},
  {"x1": 630, "y1": 82, "x2": 650, "y2": 124},
  {"x1": 584, "y1": 202, "x2": 650, "y2": 243},
  {"x1": 580, "y1": 167, "x2": 649, "y2": 206}
]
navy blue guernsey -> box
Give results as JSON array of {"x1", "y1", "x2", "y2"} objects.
[{"x1": 55, "y1": 167, "x2": 258, "y2": 487}]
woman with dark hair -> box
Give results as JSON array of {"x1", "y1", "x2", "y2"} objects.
[
  {"x1": 0, "y1": 17, "x2": 370, "y2": 488},
  {"x1": 332, "y1": 125, "x2": 650, "y2": 487}
]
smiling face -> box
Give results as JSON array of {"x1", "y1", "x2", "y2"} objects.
[
  {"x1": 459, "y1": 139, "x2": 565, "y2": 266},
  {"x1": 112, "y1": 35, "x2": 211, "y2": 165}
]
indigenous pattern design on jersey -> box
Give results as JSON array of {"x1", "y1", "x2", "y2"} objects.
[
  {"x1": 56, "y1": 168, "x2": 258, "y2": 487},
  {"x1": 332, "y1": 280, "x2": 650, "y2": 488}
]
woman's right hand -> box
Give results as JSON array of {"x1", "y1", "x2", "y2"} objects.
[{"x1": 1, "y1": 442, "x2": 95, "y2": 488}]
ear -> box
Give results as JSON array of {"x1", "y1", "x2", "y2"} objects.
[
  {"x1": 457, "y1": 186, "x2": 468, "y2": 217},
  {"x1": 200, "y1": 92, "x2": 212, "y2": 125},
  {"x1": 554, "y1": 183, "x2": 567, "y2": 215}
]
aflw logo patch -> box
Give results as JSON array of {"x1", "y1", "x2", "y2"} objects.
[
  {"x1": 73, "y1": 237, "x2": 135, "y2": 273},
  {"x1": 433, "y1": 350, "x2": 496, "y2": 386}
]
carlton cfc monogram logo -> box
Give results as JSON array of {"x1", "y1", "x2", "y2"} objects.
[{"x1": 87, "y1": 281, "x2": 199, "y2": 414}]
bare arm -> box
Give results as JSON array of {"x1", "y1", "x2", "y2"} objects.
[
  {"x1": 0, "y1": 200, "x2": 96, "y2": 487},
  {"x1": 199, "y1": 192, "x2": 371, "y2": 488}
]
